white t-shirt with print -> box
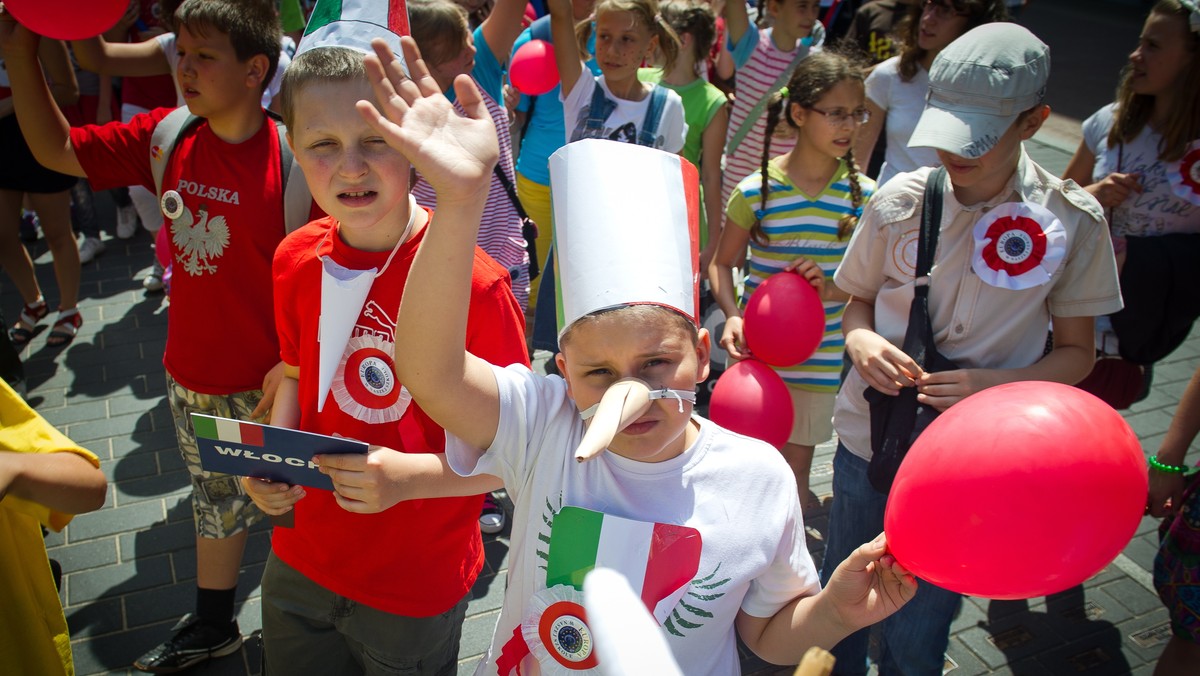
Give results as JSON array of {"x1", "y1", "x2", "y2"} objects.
[
  {"x1": 446, "y1": 363, "x2": 819, "y2": 676},
  {"x1": 864, "y1": 57, "x2": 940, "y2": 187},
  {"x1": 1083, "y1": 102, "x2": 1199, "y2": 237},
  {"x1": 562, "y1": 74, "x2": 687, "y2": 153}
]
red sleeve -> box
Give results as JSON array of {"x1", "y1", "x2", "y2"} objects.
[
  {"x1": 398, "y1": 249, "x2": 529, "y2": 454},
  {"x1": 465, "y1": 247, "x2": 531, "y2": 370},
  {"x1": 68, "y1": 107, "x2": 172, "y2": 192}
]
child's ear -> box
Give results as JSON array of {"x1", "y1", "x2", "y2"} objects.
[
  {"x1": 555, "y1": 352, "x2": 573, "y2": 395},
  {"x1": 694, "y1": 328, "x2": 712, "y2": 384},
  {"x1": 1018, "y1": 104, "x2": 1050, "y2": 141},
  {"x1": 245, "y1": 54, "x2": 270, "y2": 90},
  {"x1": 788, "y1": 101, "x2": 806, "y2": 128}
]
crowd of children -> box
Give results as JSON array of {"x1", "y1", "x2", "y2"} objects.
[{"x1": 2, "y1": 0, "x2": 1198, "y2": 675}]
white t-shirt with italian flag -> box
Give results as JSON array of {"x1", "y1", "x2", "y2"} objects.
[{"x1": 446, "y1": 363, "x2": 820, "y2": 676}]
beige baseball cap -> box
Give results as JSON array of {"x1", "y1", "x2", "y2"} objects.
[{"x1": 908, "y1": 22, "x2": 1049, "y2": 159}]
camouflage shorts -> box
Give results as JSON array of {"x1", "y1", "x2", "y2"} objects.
[{"x1": 166, "y1": 373, "x2": 266, "y2": 538}]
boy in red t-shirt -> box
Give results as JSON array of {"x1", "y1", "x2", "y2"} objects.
[
  {"x1": 0, "y1": 1, "x2": 297, "y2": 671},
  {"x1": 240, "y1": 42, "x2": 528, "y2": 672}
]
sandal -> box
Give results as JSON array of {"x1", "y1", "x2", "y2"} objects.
[
  {"x1": 9, "y1": 299, "x2": 48, "y2": 346},
  {"x1": 46, "y1": 309, "x2": 82, "y2": 348}
]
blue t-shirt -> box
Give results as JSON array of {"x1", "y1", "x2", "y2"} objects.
[{"x1": 511, "y1": 17, "x2": 599, "y2": 185}]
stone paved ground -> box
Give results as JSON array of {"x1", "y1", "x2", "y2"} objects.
[{"x1": 6, "y1": 1, "x2": 1190, "y2": 674}]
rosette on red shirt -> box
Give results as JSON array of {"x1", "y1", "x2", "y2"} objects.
[
  {"x1": 971, "y1": 202, "x2": 1066, "y2": 290},
  {"x1": 1166, "y1": 141, "x2": 1200, "y2": 207}
]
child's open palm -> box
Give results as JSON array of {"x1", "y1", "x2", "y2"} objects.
[{"x1": 357, "y1": 37, "x2": 499, "y2": 205}]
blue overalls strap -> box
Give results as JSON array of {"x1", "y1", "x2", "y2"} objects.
[
  {"x1": 636, "y1": 85, "x2": 669, "y2": 148},
  {"x1": 583, "y1": 81, "x2": 618, "y2": 137}
]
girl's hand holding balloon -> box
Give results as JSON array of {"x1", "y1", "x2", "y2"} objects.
[
  {"x1": 782, "y1": 256, "x2": 825, "y2": 291},
  {"x1": 719, "y1": 315, "x2": 751, "y2": 362}
]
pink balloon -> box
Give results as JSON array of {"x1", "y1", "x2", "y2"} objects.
[
  {"x1": 743, "y1": 272, "x2": 825, "y2": 367},
  {"x1": 155, "y1": 225, "x2": 171, "y2": 270},
  {"x1": 708, "y1": 359, "x2": 794, "y2": 449},
  {"x1": 884, "y1": 381, "x2": 1148, "y2": 600},
  {"x1": 5, "y1": 0, "x2": 127, "y2": 40},
  {"x1": 509, "y1": 39, "x2": 560, "y2": 96}
]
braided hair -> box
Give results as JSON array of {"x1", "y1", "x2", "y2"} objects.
[{"x1": 751, "y1": 50, "x2": 867, "y2": 245}]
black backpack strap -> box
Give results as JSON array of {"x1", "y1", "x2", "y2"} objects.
[{"x1": 493, "y1": 163, "x2": 541, "y2": 280}]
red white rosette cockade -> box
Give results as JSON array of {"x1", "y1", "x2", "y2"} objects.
[
  {"x1": 971, "y1": 202, "x2": 1066, "y2": 290},
  {"x1": 1167, "y1": 141, "x2": 1200, "y2": 207}
]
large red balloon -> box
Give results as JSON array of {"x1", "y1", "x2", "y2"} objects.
[
  {"x1": 5, "y1": 0, "x2": 128, "y2": 41},
  {"x1": 884, "y1": 381, "x2": 1147, "y2": 600},
  {"x1": 708, "y1": 359, "x2": 793, "y2": 449},
  {"x1": 509, "y1": 39, "x2": 560, "y2": 96},
  {"x1": 743, "y1": 272, "x2": 825, "y2": 367}
]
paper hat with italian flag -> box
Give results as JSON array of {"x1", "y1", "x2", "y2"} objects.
[
  {"x1": 548, "y1": 140, "x2": 701, "y2": 338},
  {"x1": 295, "y1": 0, "x2": 409, "y2": 59}
]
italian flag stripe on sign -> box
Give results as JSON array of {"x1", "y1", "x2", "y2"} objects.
[{"x1": 211, "y1": 417, "x2": 265, "y2": 447}]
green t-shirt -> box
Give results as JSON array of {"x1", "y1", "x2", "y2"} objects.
[{"x1": 638, "y1": 68, "x2": 727, "y2": 168}]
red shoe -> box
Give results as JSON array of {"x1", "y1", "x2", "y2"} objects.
[
  {"x1": 46, "y1": 309, "x2": 82, "y2": 348},
  {"x1": 9, "y1": 299, "x2": 48, "y2": 346}
]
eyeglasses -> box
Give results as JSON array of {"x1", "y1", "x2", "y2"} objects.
[
  {"x1": 923, "y1": 0, "x2": 969, "y2": 19},
  {"x1": 807, "y1": 106, "x2": 872, "y2": 127}
]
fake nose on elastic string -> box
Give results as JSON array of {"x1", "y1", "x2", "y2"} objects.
[{"x1": 573, "y1": 379, "x2": 697, "y2": 462}]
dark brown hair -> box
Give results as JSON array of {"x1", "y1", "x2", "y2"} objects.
[
  {"x1": 752, "y1": 50, "x2": 866, "y2": 244},
  {"x1": 175, "y1": 0, "x2": 281, "y2": 92},
  {"x1": 659, "y1": 0, "x2": 715, "y2": 69},
  {"x1": 896, "y1": 0, "x2": 1008, "y2": 82},
  {"x1": 408, "y1": 0, "x2": 472, "y2": 68}
]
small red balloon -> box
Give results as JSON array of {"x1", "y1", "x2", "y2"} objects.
[
  {"x1": 708, "y1": 359, "x2": 793, "y2": 449},
  {"x1": 884, "y1": 381, "x2": 1148, "y2": 600},
  {"x1": 743, "y1": 272, "x2": 825, "y2": 367},
  {"x1": 509, "y1": 39, "x2": 560, "y2": 96},
  {"x1": 5, "y1": 0, "x2": 128, "y2": 40}
]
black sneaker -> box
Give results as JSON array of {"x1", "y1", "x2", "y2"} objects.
[
  {"x1": 133, "y1": 613, "x2": 242, "y2": 673},
  {"x1": 479, "y1": 492, "x2": 507, "y2": 535}
]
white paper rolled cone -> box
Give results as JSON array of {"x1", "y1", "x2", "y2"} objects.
[
  {"x1": 584, "y1": 568, "x2": 683, "y2": 676},
  {"x1": 317, "y1": 259, "x2": 376, "y2": 412},
  {"x1": 548, "y1": 140, "x2": 700, "y2": 338},
  {"x1": 575, "y1": 380, "x2": 652, "y2": 461}
]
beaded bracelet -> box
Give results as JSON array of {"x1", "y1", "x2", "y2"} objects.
[{"x1": 1149, "y1": 455, "x2": 1188, "y2": 474}]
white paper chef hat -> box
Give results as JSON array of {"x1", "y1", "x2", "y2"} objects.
[{"x1": 548, "y1": 140, "x2": 700, "y2": 338}]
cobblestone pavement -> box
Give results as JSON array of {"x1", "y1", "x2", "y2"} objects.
[{"x1": 5, "y1": 1, "x2": 1187, "y2": 674}]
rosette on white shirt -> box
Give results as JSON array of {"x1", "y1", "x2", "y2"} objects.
[
  {"x1": 1166, "y1": 141, "x2": 1200, "y2": 207},
  {"x1": 523, "y1": 585, "x2": 600, "y2": 674},
  {"x1": 971, "y1": 201, "x2": 1066, "y2": 290}
]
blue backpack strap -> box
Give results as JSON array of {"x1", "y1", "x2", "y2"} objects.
[{"x1": 636, "y1": 85, "x2": 669, "y2": 147}]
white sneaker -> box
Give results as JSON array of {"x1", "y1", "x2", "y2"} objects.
[
  {"x1": 116, "y1": 204, "x2": 139, "y2": 239},
  {"x1": 143, "y1": 261, "x2": 165, "y2": 292},
  {"x1": 78, "y1": 236, "x2": 105, "y2": 264}
]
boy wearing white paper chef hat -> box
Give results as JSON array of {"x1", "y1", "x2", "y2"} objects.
[
  {"x1": 365, "y1": 35, "x2": 917, "y2": 674},
  {"x1": 824, "y1": 21, "x2": 1124, "y2": 673},
  {"x1": 237, "y1": 6, "x2": 529, "y2": 673}
]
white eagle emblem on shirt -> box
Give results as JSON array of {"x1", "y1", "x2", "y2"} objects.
[{"x1": 171, "y1": 204, "x2": 229, "y2": 276}]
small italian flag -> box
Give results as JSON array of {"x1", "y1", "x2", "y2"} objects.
[
  {"x1": 547, "y1": 507, "x2": 702, "y2": 622},
  {"x1": 296, "y1": 0, "x2": 409, "y2": 59},
  {"x1": 192, "y1": 415, "x2": 265, "y2": 448}
]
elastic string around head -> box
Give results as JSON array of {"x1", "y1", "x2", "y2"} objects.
[{"x1": 578, "y1": 387, "x2": 697, "y2": 420}]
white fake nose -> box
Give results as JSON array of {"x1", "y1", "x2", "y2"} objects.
[{"x1": 574, "y1": 379, "x2": 696, "y2": 462}]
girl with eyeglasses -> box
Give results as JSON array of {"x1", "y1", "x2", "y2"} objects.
[
  {"x1": 709, "y1": 50, "x2": 875, "y2": 507},
  {"x1": 853, "y1": 0, "x2": 1008, "y2": 186}
]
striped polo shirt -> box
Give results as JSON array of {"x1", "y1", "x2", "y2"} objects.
[{"x1": 726, "y1": 158, "x2": 875, "y2": 392}]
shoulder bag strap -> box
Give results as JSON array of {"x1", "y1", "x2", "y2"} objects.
[
  {"x1": 493, "y1": 163, "x2": 542, "y2": 280},
  {"x1": 899, "y1": 166, "x2": 946, "y2": 368}
]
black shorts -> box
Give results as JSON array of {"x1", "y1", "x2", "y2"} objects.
[{"x1": 0, "y1": 114, "x2": 76, "y2": 194}]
